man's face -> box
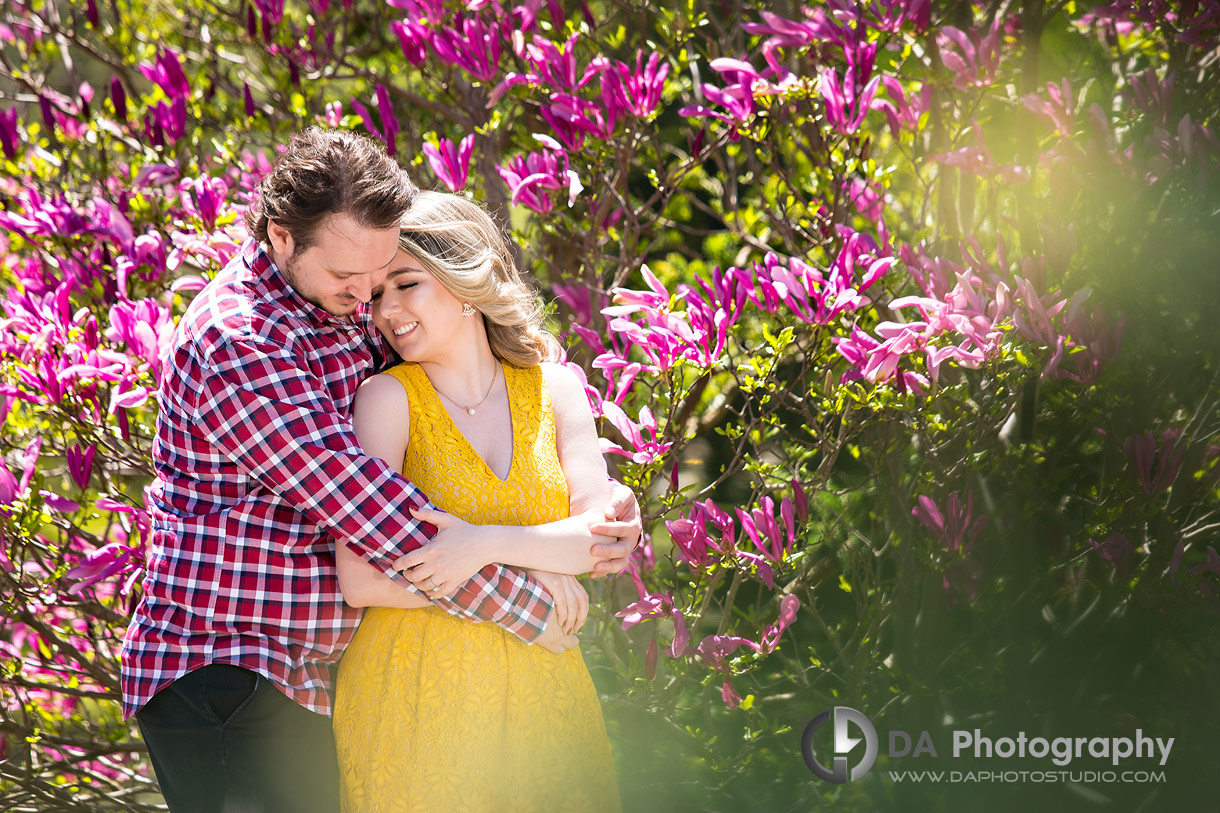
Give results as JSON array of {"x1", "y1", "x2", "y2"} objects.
[{"x1": 267, "y1": 212, "x2": 401, "y2": 317}]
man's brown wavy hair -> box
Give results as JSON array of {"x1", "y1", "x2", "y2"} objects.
[{"x1": 245, "y1": 127, "x2": 417, "y2": 257}]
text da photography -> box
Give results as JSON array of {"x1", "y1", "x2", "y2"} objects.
[{"x1": 801, "y1": 706, "x2": 1174, "y2": 785}]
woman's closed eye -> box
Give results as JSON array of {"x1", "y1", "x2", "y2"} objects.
[{"x1": 371, "y1": 282, "x2": 415, "y2": 302}]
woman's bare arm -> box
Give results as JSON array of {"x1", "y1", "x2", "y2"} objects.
[
  {"x1": 336, "y1": 373, "x2": 430, "y2": 610},
  {"x1": 544, "y1": 362, "x2": 617, "y2": 516}
]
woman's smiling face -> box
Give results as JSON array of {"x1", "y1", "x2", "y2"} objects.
[{"x1": 370, "y1": 249, "x2": 468, "y2": 363}]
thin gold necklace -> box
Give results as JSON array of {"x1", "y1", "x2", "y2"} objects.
[{"x1": 435, "y1": 363, "x2": 499, "y2": 416}]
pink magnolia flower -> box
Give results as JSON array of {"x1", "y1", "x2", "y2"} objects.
[
  {"x1": 730, "y1": 240, "x2": 890, "y2": 328},
  {"x1": 423, "y1": 134, "x2": 475, "y2": 191},
  {"x1": 669, "y1": 609, "x2": 692, "y2": 657},
  {"x1": 819, "y1": 37, "x2": 881, "y2": 135},
  {"x1": 319, "y1": 101, "x2": 343, "y2": 128},
  {"x1": 526, "y1": 32, "x2": 605, "y2": 92},
  {"x1": 138, "y1": 48, "x2": 190, "y2": 100},
  {"x1": 40, "y1": 490, "x2": 81, "y2": 513},
  {"x1": 377, "y1": 85, "x2": 400, "y2": 156},
  {"x1": 551, "y1": 281, "x2": 606, "y2": 333},
  {"x1": 680, "y1": 57, "x2": 796, "y2": 131},
  {"x1": 1077, "y1": 3, "x2": 1149, "y2": 37},
  {"x1": 1124, "y1": 428, "x2": 1187, "y2": 497},
  {"x1": 604, "y1": 263, "x2": 736, "y2": 370},
  {"x1": 489, "y1": 33, "x2": 607, "y2": 103},
  {"x1": 913, "y1": 492, "x2": 988, "y2": 602},
  {"x1": 148, "y1": 96, "x2": 187, "y2": 143},
  {"x1": 1059, "y1": 306, "x2": 1125, "y2": 386},
  {"x1": 390, "y1": 19, "x2": 430, "y2": 66},
  {"x1": 599, "y1": 401, "x2": 672, "y2": 464},
  {"x1": 1021, "y1": 78, "x2": 1077, "y2": 137},
  {"x1": 134, "y1": 162, "x2": 181, "y2": 189},
  {"x1": 431, "y1": 13, "x2": 501, "y2": 82},
  {"x1": 105, "y1": 298, "x2": 175, "y2": 384},
  {"x1": 496, "y1": 137, "x2": 582, "y2": 213},
  {"x1": 591, "y1": 356, "x2": 649, "y2": 406},
  {"x1": 65, "y1": 540, "x2": 142, "y2": 595},
  {"x1": 66, "y1": 444, "x2": 96, "y2": 491},
  {"x1": 872, "y1": 76, "x2": 929, "y2": 137},
  {"x1": 864, "y1": 0, "x2": 931, "y2": 32},
  {"x1": 0, "y1": 108, "x2": 18, "y2": 159},
  {"x1": 834, "y1": 325, "x2": 928, "y2": 395},
  {"x1": 250, "y1": 0, "x2": 285, "y2": 26},
  {"x1": 110, "y1": 77, "x2": 127, "y2": 121},
  {"x1": 697, "y1": 633, "x2": 758, "y2": 672},
  {"x1": 911, "y1": 492, "x2": 988, "y2": 554},
  {"x1": 740, "y1": 8, "x2": 847, "y2": 77},
  {"x1": 843, "y1": 176, "x2": 883, "y2": 222},
  {"x1": 666, "y1": 516, "x2": 714, "y2": 570},
  {"x1": 667, "y1": 499, "x2": 735, "y2": 570},
  {"x1": 758, "y1": 594, "x2": 801, "y2": 653},
  {"x1": 0, "y1": 438, "x2": 40, "y2": 508},
  {"x1": 644, "y1": 637, "x2": 658, "y2": 678},
  {"x1": 937, "y1": 22, "x2": 1001, "y2": 90},
  {"x1": 889, "y1": 272, "x2": 1008, "y2": 385},
  {"x1": 1090, "y1": 533, "x2": 1134, "y2": 581},
  {"x1": 609, "y1": 51, "x2": 669, "y2": 117},
  {"x1": 735, "y1": 495, "x2": 796, "y2": 564},
  {"x1": 539, "y1": 92, "x2": 611, "y2": 150},
  {"x1": 1124, "y1": 68, "x2": 1174, "y2": 128},
  {"x1": 733, "y1": 550, "x2": 776, "y2": 589},
  {"x1": 350, "y1": 90, "x2": 400, "y2": 155},
  {"x1": 616, "y1": 590, "x2": 673, "y2": 629},
  {"x1": 700, "y1": 59, "x2": 762, "y2": 122},
  {"x1": 181, "y1": 176, "x2": 229, "y2": 231}
]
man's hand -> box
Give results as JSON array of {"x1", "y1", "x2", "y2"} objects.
[
  {"x1": 588, "y1": 483, "x2": 641, "y2": 578},
  {"x1": 530, "y1": 570, "x2": 589, "y2": 635},
  {"x1": 392, "y1": 506, "x2": 489, "y2": 598},
  {"x1": 533, "y1": 608, "x2": 579, "y2": 654}
]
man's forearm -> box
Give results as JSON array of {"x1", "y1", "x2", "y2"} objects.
[{"x1": 411, "y1": 563, "x2": 554, "y2": 642}]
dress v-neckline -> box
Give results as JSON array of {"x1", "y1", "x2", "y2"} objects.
[{"x1": 418, "y1": 361, "x2": 516, "y2": 484}]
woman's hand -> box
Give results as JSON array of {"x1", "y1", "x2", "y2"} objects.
[
  {"x1": 392, "y1": 506, "x2": 491, "y2": 598},
  {"x1": 529, "y1": 570, "x2": 589, "y2": 636},
  {"x1": 588, "y1": 483, "x2": 642, "y2": 578}
]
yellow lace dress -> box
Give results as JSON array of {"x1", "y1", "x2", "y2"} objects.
[{"x1": 333, "y1": 362, "x2": 621, "y2": 813}]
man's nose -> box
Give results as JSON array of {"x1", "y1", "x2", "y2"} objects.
[{"x1": 349, "y1": 276, "x2": 374, "y2": 303}]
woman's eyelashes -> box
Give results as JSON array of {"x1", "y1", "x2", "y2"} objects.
[{"x1": 370, "y1": 282, "x2": 416, "y2": 303}]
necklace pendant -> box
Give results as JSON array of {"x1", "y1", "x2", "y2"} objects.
[{"x1": 466, "y1": 407, "x2": 476, "y2": 415}]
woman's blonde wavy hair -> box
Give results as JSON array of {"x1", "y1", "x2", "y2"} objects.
[{"x1": 397, "y1": 191, "x2": 557, "y2": 368}]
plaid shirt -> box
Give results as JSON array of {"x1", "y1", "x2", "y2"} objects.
[{"x1": 120, "y1": 240, "x2": 553, "y2": 718}]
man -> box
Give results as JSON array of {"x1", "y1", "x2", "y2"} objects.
[{"x1": 120, "y1": 128, "x2": 640, "y2": 813}]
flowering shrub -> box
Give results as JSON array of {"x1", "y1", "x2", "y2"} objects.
[{"x1": 2, "y1": 0, "x2": 1219, "y2": 809}]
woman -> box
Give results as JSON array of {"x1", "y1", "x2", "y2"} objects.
[{"x1": 332, "y1": 191, "x2": 622, "y2": 813}]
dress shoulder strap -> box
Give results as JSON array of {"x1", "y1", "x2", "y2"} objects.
[{"x1": 379, "y1": 362, "x2": 431, "y2": 410}]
